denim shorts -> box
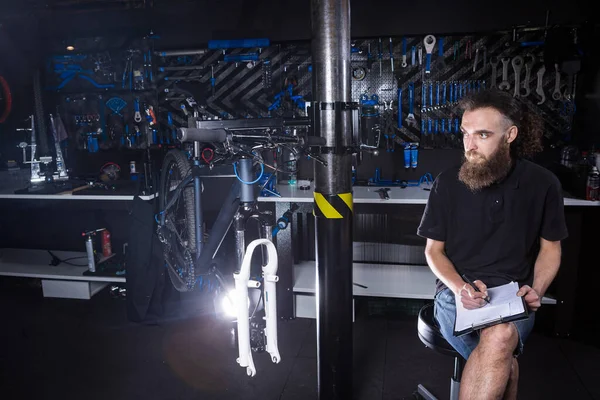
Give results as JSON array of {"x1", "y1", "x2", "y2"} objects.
[{"x1": 433, "y1": 287, "x2": 535, "y2": 360}]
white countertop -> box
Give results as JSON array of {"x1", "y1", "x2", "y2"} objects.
[
  {"x1": 0, "y1": 193, "x2": 155, "y2": 201},
  {"x1": 258, "y1": 184, "x2": 433, "y2": 204},
  {"x1": 0, "y1": 248, "x2": 126, "y2": 283},
  {"x1": 0, "y1": 170, "x2": 154, "y2": 201},
  {"x1": 258, "y1": 184, "x2": 600, "y2": 207}
]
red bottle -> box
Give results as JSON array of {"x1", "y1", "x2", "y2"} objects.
[{"x1": 101, "y1": 229, "x2": 112, "y2": 257}]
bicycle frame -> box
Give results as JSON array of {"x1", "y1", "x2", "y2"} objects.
[{"x1": 187, "y1": 150, "x2": 274, "y2": 277}]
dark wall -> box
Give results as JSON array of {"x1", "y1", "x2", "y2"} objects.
[{"x1": 29, "y1": 0, "x2": 595, "y2": 44}]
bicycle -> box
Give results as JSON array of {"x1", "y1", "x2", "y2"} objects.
[{"x1": 155, "y1": 117, "x2": 324, "y2": 375}]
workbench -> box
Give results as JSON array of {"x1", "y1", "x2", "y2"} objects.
[
  {"x1": 258, "y1": 184, "x2": 599, "y2": 336},
  {"x1": 0, "y1": 170, "x2": 151, "y2": 298}
]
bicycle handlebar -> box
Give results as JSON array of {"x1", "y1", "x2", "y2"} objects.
[
  {"x1": 178, "y1": 127, "x2": 326, "y2": 148},
  {"x1": 178, "y1": 128, "x2": 228, "y2": 143}
]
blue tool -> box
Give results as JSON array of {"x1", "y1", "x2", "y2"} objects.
[
  {"x1": 423, "y1": 35, "x2": 436, "y2": 74},
  {"x1": 378, "y1": 38, "x2": 383, "y2": 76},
  {"x1": 223, "y1": 53, "x2": 259, "y2": 63},
  {"x1": 106, "y1": 97, "x2": 127, "y2": 117},
  {"x1": 144, "y1": 53, "x2": 148, "y2": 79},
  {"x1": 401, "y1": 38, "x2": 408, "y2": 67},
  {"x1": 397, "y1": 87, "x2": 402, "y2": 128},
  {"x1": 208, "y1": 38, "x2": 270, "y2": 49},
  {"x1": 168, "y1": 112, "x2": 177, "y2": 143},
  {"x1": 438, "y1": 37, "x2": 446, "y2": 69},
  {"x1": 404, "y1": 144, "x2": 411, "y2": 168},
  {"x1": 47, "y1": 65, "x2": 115, "y2": 90},
  {"x1": 411, "y1": 145, "x2": 419, "y2": 169},
  {"x1": 148, "y1": 50, "x2": 153, "y2": 82},
  {"x1": 429, "y1": 83, "x2": 433, "y2": 110},
  {"x1": 442, "y1": 82, "x2": 447, "y2": 105}
]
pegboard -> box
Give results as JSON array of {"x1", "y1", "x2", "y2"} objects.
[
  {"x1": 156, "y1": 31, "x2": 575, "y2": 152},
  {"x1": 44, "y1": 29, "x2": 577, "y2": 155},
  {"x1": 350, "y1": 31, "x2": 574, "y2": 150},
  {"x1": 45, "y1": 38, "x2": 161, "y2": 153}
]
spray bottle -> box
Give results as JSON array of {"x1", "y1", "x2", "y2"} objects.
[{"x1": 82, "y1": 228, "x2": 107, "y2": 273}]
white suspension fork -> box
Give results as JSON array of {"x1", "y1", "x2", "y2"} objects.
[{"x1": 233, "y1": 238, "x2": 280, "y2": 377}]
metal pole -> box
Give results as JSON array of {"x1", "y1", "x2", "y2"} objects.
[{"x1": 311, "y1": 0, "x2": 354, "y2": 399}]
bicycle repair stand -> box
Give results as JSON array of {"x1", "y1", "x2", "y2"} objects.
[{"x1": 16, "y1": 115, "x2": 69, "y2": 191}]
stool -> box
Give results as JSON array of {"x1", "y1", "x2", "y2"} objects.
[{"x1": 416, "y1": 303, "x2": 466, "y2": 400}]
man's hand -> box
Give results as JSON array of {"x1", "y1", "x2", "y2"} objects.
[
  {"x1": 458, "y1": 280, "x2": 489, "y2": 310},
  {"x1": 517, "y1": 285, "x2": 541, "y2": 311}
]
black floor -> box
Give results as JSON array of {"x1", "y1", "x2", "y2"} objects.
[{"x1": 1, "y1": 279, "x2": 599, "y2": 400}]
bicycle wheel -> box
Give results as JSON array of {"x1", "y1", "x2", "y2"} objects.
[{"x1": 159, "y1": 149, "x2": 196, "y2": 291}]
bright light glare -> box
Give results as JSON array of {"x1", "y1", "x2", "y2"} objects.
[
  {"x1": 221, "y1": 289, "x2": 250, "y2": 317},
  {"x1": 222, "y1": 290, "x2": 237, "y2": 317},
  {"x1": 66, "y1": 45, "x2": 75, "y2": 51}
]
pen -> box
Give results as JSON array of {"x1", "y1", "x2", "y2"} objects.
[{"x1": 461, "y1": 274, "x2": 490, "y2": 303}]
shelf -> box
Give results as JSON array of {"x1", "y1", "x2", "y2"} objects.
[{"x1": 0, "y1": 248, "x2": 125, "y2": 283}]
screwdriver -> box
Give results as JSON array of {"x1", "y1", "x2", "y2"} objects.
[
  {"x1": 378, "y1": 38, "x2": 383, "y2": 76},
  {"x1": 389, "y1": 37, "x2": 394, "y2": 72}
]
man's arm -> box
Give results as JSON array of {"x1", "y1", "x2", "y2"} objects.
[
  {"x1": 517, "y1": 238, "x2": 562, "y2": 310},
  {"x1": 425, "y1": 238, "x2": 488, "y2": 308},
  {"x1": 424, "y1": 239, "x2": 464, "y2": 294}
]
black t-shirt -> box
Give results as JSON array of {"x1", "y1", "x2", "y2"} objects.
[{"x1": 417, "y1": 159, "x2": 569, "y2": 293}]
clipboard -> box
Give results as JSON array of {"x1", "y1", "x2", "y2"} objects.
[{"x1": 453, "y1": 282, "x2": 529, "y2": 337}]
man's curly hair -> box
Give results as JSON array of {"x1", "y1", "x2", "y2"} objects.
[{"x1": 458, "y1": 89, "x2": 544, "y2": 158}]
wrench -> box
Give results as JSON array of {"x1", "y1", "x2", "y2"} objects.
[
  {"x1": 552, "y1": 64, "x2": 562, "y2": 101},
  {"x1": 489, "y1": 57, "x2": 499, "y2": 88},
  {"x1": 437, "y1": 37, "x2": 446, "y2": 69},
  {"x1": 511, "y1": 56, "x2": 524, "y2": 98},
  {"x1": 423, "y1": 35, "x2": 436, "y2": 74},
  {"x1": 411, "y1": 46, "x2": 416, "y2": 66},
  {"x1": 472, "y1": 47, "x2": 480, "y2": 72},
  {"x1": 401, "y1": 38, "x2": 408, "y2": 68},
  {"x1": 521, "y1": 54, "x2": 536, "y2": 97},
  {"x1": 405, "y1": 82, "x2": 418, "y2": 128},
  {"x1": 397, "y1": 87, "x2": 402, "y2": 128},
  {"x1": 536, "y1": 66, "x2": 546, "y2": 105},
  {"x1": 498, "y1": 58, "x2": 511, "y2": 91},
  {"x1": 134, "y1": 98, "x2": 142, "y2": 123},
  {"x1": 418, "y1": 46, "x2": 423, "y2": 66}
]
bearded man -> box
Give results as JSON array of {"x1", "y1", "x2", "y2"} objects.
[{"x1": 417, "y1": 90, "x2": 568, "y2": 400}]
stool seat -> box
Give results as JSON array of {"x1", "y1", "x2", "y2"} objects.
[
  {"x1": 417, "y1": 303, "x2": 460, "y2": 358},
  {"x1": 416, "y1": 303, "x2": 465, "y2": 400}
]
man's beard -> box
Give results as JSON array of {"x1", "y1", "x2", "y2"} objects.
[{"x1": 458, "y1": 143, "x2": 512, "y2": 192}]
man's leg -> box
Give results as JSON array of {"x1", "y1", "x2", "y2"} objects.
[
  {"x1": 434, "y1": 289, "x2": 479, "y2": 359},
  {"x1": 503, "y1": 358, "x2": 519, "y2": 400},
  {"x1": 459, "y1": 323, "x2": 519, "y2": 400}
]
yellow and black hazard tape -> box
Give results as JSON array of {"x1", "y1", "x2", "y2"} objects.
[{"x1": 313, "y1": 192, "x2": 353, "y2": 219}]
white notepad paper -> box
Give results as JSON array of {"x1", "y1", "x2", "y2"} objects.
[{"x1": 454, "y1": 281, "x2": 527, "y2": 336}]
